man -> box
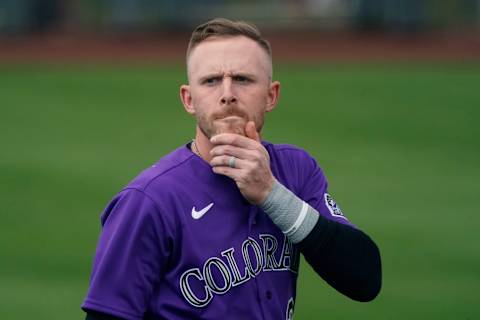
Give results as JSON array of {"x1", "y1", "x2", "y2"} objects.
[{"x1": 82, "y1": 18, "x2": 381, "y2": 320}]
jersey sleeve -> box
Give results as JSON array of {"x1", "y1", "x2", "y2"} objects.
[
  {"x1": 297, "y1": 151, "x2": 355, "y2": 227},
  {"x1": 82, "y1": 188, "x2": 173, "y2": 320}
]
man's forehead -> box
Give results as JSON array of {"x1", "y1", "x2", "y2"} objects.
[{"x1": 187, "y1": 36, "x2": 272, "y2": 79}]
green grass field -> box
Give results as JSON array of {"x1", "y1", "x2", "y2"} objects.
[{"x1": 1, "y1": 63, "x2": 479, "y2": 319}]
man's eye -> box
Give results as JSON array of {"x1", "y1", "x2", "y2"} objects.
[
  {"x1": 204, "y1": 78, "x2": 219, "y2": 85},
  {"x1": 233, "y1": 76, "x2": 251, "y2": 83}
]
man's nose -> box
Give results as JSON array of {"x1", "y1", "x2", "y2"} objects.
[{"x1": 220, "y1": 77, "x2": 237, "y2": 105}]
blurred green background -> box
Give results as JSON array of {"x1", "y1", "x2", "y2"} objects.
[{"x1": 0, "y1": 63, "x2": 479, "y2": 319}]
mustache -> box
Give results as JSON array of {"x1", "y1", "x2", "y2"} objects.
[{"x1": 212, "y1": 107, "x2": 247, "y2": 120}]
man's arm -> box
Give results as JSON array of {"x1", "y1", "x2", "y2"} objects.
[
  {"x1": 260, "y1": 180, "x2": 382, "y2": 302},
  {"x1": 298, "y1": 213, "x2": 381, "y2": 302},
  {"x1": 81, "y1": 189, "x2": 171, "y2": 319}
]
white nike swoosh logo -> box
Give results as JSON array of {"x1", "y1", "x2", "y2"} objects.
[{"x1": 191, "y1": 202, "x2": 214, "y2": 219}]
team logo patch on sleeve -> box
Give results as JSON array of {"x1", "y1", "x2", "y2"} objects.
[{"x1": 324, "y1": 193, "x2": 346, "y2": 219}]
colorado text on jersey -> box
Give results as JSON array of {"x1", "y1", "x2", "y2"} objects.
[{"x1": 180, "y1": 234, "x2": 300, "y2": 307}]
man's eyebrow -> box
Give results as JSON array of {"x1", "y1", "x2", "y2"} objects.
[
  {"x1": 198, "y1": 73, "x2": 223, "y2": 82},
  {"x1": 230, "y1": 72, "x2": 257, "y2": 79},
  {"x1": 199, "y1": 72, "x2": 258, "y2": 80}
]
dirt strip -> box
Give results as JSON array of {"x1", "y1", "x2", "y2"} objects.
[{"x1": 0, "y1": 31, "x2": 479, "y2": 64}]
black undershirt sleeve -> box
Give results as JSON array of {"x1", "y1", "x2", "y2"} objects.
[
  {"x1": 85, "y1": 310, "x2": 125, "y2": 320},
  {"x1": 298, "y1": 215, "x2": 382, "y2": 302}
]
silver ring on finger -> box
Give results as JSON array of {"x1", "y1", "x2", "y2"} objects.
[{"x1": 228, "y1": 156, "x2": 236, "y2": 168}]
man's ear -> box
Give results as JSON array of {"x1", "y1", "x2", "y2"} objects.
[
  {"x1": 266, "y1": 81, "x2": 280, "y2": 112},
  {"x1": 180, "y1": 85, "x2": 195, "y2": 115}
]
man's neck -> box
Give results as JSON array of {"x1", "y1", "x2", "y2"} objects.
[{"x1": 193, "y1": 126, "x2": 214, "y2": 163}]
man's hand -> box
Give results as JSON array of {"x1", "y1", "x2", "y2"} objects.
[{"x1": 210, "y1": 121, "x2": 275, "y2": 205}]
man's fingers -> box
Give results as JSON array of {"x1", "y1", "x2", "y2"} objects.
[
  {"x1": 212, "y1": 165, "x2": 242, "y2": 180},
  {"x1": 210, "y1": 144, "x2": 251, "y2": 159},
  {"x1": 210, "y1": 155, "x2": 247, "y2": 168},
  {"x1": 210, "y1": 133, "x2": 257, "y2": 149},
  {"x1": 245, "y1": 121, "x2": 260, "y2": 142},
  {"x1": 211, "y1": 121, "x2": 260, "y2": 147}
]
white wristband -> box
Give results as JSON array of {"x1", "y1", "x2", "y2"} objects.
[{"x1": 260, "y1": 180, "x2": 319, "y2": 243}]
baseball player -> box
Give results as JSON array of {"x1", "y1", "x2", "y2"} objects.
[{"x1": 82, "y1": 18, "x2": 382, "y2": 320}]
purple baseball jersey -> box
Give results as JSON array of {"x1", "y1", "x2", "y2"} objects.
[{"x1": 82, "y1": 141, "x2": 352, "y2": 319}]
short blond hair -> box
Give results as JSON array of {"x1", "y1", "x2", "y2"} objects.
[{"x1": 186, "y1": 18, "x2": 272, "y2": 59}]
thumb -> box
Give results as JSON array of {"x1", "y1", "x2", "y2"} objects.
[{"x1": 245, "y1": 121, "x2": 260, "y2": 142}]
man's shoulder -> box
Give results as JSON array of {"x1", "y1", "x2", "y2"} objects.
[
  {"x1": 125, "y1": 143, "x2": 195, "y2": 192},
  {"x1": 263, "y1": 141, "x2": 314, "y2": 162},
  {"x1": 263, "y1": 141, "x2": 326, "y2": 194}
]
